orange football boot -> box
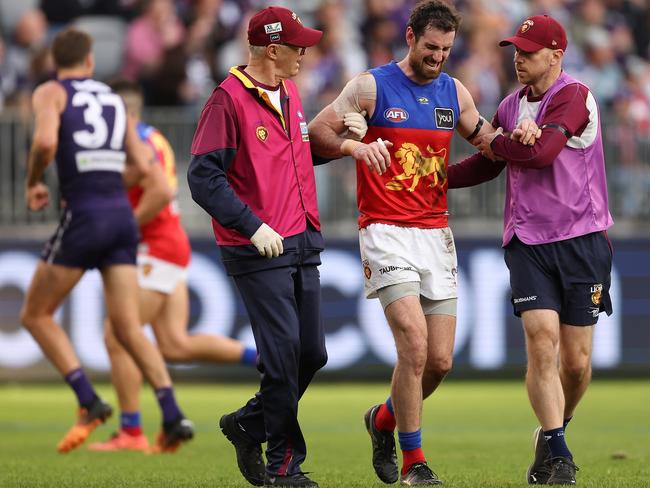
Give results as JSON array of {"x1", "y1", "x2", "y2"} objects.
[
  {"x1": 88, "y1": 430, "x2": 149, "y2": 452},
  {"x1": 57, "y1": 398, "x2": 112, "y2": 453}
]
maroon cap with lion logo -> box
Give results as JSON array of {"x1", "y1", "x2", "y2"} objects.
[
  {"x1": 248, "y1": 6, "x2": 322, "y2": 48},
  {"x1": 499, "y1": 15, "x2": 567, "y2": 52}
]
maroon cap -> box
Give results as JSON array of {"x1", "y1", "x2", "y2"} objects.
[
  {"x1": 499, "y1": 15, "x2": 567, "y2": 52},
  {"x1": 248, "y1": 6, "x2": 323, "y2": 48}
]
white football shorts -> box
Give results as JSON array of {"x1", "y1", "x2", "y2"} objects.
[
  {"x1": 359, "y1": 223, "x2": 458, "y2": 300},
  {"x1": 137, "y1": 253, "x2": 188, "y2": 294}
]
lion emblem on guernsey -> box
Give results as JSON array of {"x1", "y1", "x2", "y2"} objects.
[{"x1": 385, "y1": 143, "x2": 447, "y2": 192}]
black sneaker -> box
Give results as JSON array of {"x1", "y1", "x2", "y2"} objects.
[
  {"x1": 400, "y1": 462, "x2": 443, "y2": 486},
  {"x1": 526, "y1": 426, "x2": 552, "y2": 484},
  {"x1": 364, "y1": 404, "x2": 398, "y2": 483},
  {"x1": 547, "y1": 456, "x2": 578, "y2": 485},
  {"x1": 264, "y1": 472, "x2": 318, "y2": 487},
  {"x1": 152, "y1": 417, "x2": 194, "y2": 453},
  {"x1": 220, "y1": 412, "x2": 265, "y2": 486}
]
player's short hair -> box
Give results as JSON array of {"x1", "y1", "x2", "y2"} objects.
[
  {"x1": 109, "y1": 79, "x2": 143, "y2": 98},
  {"x1": 109, "y1": 79, "x2": 143, "y2": 115},
  {"x1": 51, "y1": 28, "x2": 93, "y2": 69},
  {"x1": 408, "y1": 0, "x2": 461, "y2": 39}
]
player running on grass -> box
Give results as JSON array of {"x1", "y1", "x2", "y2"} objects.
[
  {"x1": 87, "y1": 80, "x2": 257, "y2": 452},
  {"x1": 20, "y1": 28, "x2": 193, "y2": 454}
]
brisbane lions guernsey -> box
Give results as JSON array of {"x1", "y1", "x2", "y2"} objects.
[
  {"x1": 56, "y1": 78, "x2": 130, "y2": 209},
  {"x1": 127, "y1": 123, "x2": 191, "y2": 267},
  {"x1": 359, "y1": 61, "x2": 460, "y2": 229}
]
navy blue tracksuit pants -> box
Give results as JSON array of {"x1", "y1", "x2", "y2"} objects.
[{"x1": 232, "y1": 263, "x2": 328, "y2": 476}]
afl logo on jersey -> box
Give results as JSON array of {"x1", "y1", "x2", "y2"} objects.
[
  {"x1": 434, "y1": 108, "x2": 454, "y2": 130},
  {"x1": 384, "y1": 108, "x2": 409, "y2": 123}
]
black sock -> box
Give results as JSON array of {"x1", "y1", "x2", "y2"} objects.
[{"x1": 544, "y1": 427, "x2": 572, "y2": 459}]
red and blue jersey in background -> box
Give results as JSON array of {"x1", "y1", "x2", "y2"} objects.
[
  {"x1": 128, "y1": 122, "x2": 191, "y2": 267},
  {"x1": 359, "y1": 62, "x2": 460, "y2": 229}
]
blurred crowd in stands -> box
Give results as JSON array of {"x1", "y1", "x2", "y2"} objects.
[{"x1": 0, "y1": 0, "x2": 649, "y2": 216}]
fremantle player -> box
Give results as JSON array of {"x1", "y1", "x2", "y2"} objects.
[
  {"x1": 88, "y1": 80, "x2": 257, "y2": 452},
  {"x1": 20, "y1": 28, "x2": 193, "y2": 453}
]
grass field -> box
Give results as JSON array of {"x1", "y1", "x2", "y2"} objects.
[{"x1": 0, "y1": 380, "x2": 648, "y2": 487}]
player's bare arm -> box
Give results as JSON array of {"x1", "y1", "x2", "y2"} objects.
[
  {"x1": 132, "y1": 146, "x2": 174, "y2": 226},
  {"x1": 25, "y1": 81, "x2": 65, "y2": 211},
  {"x1": 308, "y1": 73, "x2": 392, "y2": 175},
  {"x1": 122, "y1": 116, "x2": 152, "y2": 187},
  {"x1": 453, "y1": 78, "x2": 495, "y2": 144}
]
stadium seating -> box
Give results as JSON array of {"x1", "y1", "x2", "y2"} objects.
[
  {"x1": 0, "y1": 0, "x2": 39, "y2": 36},
  {"x1": 72, "y1": 15, "x2": 127, "y2": 81}
]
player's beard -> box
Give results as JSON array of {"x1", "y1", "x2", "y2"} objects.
[{"x1": 410, "y1": 54, "x2": 445, "y2": 82}]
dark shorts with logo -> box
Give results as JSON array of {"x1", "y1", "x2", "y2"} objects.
[
  {"x1": 504, "y1": 231, "x2": 613, "y2": 326},
  {"x1": 41, "y1": 206, "x2": 138, "y2": 270}
]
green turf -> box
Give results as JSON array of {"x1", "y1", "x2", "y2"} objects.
[{"x1": 0, "y1": 380, "x2": 648, "y2": 487}]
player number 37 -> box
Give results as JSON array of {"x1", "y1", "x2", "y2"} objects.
[{"x1": 72, "y1": 90, "x2": 126, "y2": 150}]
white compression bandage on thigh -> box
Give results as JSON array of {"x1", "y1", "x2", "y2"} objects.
[
  {"x1": 377, "y1": 281, "x2": 420, "y2": 309},
  {"x1": 420, "y1": 296, "x2": 457, "y2": 317}
]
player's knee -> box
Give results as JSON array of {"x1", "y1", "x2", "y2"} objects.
[
  {"x1": 397, "y1": 345, "x2": 427, "y2": 376},
  {"x1": 159, "y1": 341, "x2": 189, "y2": 363},
  {"x1": 111, "y1": 322, "x2": 139, "y2": 349},
  {"x1": 527, "y1": 335, "x2": 559, "y2": 368},
  {"x1": 103, "y1": 326, "x2": 121, "y2": 352},
  {"x1": 527, "y1": 352, "x2": 558, "y2": 374},
  {"x1": 19, "y1": 305, "x2": 31, "y2": 328},
  {"x1": 563, "y1": 361, "x2": 591, "y2": 383},
  {"x1": 20, "y1": 305, "x2": 41, "y2": 332},
  {"x1": 528, "y1": 331, "x2": 559, "y2": 352},
  {"x1": 425, "y1": 355, "x2": 453, "y2": 380}
]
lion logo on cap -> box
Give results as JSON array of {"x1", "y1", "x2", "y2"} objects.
[{"x1": 520, "y1": 19, "x2": 534, "y2": 33}]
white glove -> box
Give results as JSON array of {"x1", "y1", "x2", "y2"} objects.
[
  {"x1": 250, "y1": 223, "x2": 284, "y2": 258},
  {"x1": 343, "y1": 111, "x2": 368, "y2": 140}
]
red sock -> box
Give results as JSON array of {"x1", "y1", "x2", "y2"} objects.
[
  {"x1": 402, "y1": 447, "x2": 426, "y2": 474},
  {"x1": 374, "y1": 403, "x2": 396, "y2": 432},
  {"x1": 122, "y1": 426, "x2": 143, "y2": 436}
]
